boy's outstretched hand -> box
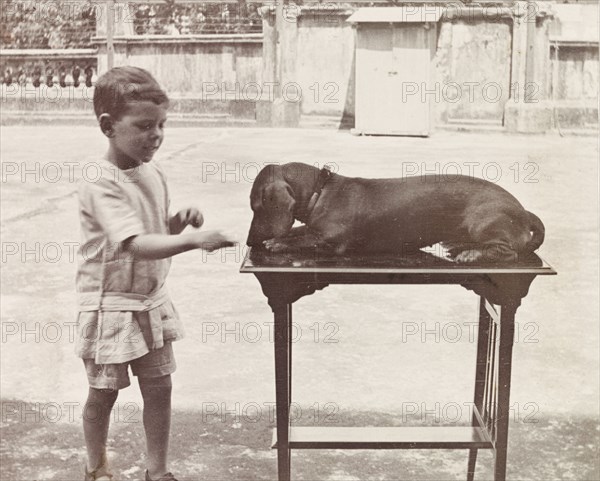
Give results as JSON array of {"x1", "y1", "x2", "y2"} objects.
[{"x1": 193, "y1": 230, "x2": 237, "y2": 252}]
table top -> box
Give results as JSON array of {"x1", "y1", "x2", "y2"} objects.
[{"x1": 240, "y1": 247, "x2": 557, "y2": 276}]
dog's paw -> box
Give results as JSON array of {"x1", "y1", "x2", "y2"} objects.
[
  {"x1": 454, "y1": 249, "x2": 484, "y2": 263},
  {"x1": 263, "y1": 238, "x2": 288, "y2": 253}
]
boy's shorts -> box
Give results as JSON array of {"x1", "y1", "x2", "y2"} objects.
[{"x1": 83, "y1": 342, "x2": 176, "y2": 391}]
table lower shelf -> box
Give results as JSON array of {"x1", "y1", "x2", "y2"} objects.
[{"x1": 272, "y1": 426, "x2": 494, "y2": 450}]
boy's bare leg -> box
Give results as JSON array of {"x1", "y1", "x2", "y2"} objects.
[
  {"x1": 83, "y1": 387, "x2": 118, "y2": 471},
  {"x1": 139, "y1": 374, "x2": 172, "y2": 479}
]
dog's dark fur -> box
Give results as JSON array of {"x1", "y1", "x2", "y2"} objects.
[{"x1": 247, "y1": 163, "x2": 545, "y2": 263}]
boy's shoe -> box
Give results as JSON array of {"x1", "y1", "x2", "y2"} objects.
[
  {"x1": 145, "y1": 471, "x2": 178, "y2": 481},
  {"x1": 84, "y1": 465, "x2": 113, "y2": 481}
]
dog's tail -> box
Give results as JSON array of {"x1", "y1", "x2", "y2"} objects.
[{"x1": 526, "y1": 211, "x2": 545, "y2": 252}]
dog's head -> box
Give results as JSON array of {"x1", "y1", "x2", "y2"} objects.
[{"x1": 247, "y1": 165, "x2": 296, "y2": 247}]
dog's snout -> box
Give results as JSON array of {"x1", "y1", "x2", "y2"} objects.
[
  {"x1": 246, "y1": 235, "x2": 261, "y2": 247},
  {"x1": 247, "y1": 215, "x2": 267, "y2": 247},
  {"x1": 246, "y1": 229, "x2": 259, "y2": 247}
]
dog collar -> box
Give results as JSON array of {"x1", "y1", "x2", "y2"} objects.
[{"x1": 305, "y1": 165, "x2": 333, "y2": 217}]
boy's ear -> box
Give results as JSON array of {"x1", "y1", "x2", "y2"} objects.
[{"x1": 99, "y1": 113, "x2": 115, "y2": 138}]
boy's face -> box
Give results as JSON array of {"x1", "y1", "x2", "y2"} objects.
[{"x1": 110, "y1": 100, "x2": 168, "y2": 168}]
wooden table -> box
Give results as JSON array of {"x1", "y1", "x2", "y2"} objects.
[{"x1": 240, "y1": 247, "x2": 556, "y2": 481}]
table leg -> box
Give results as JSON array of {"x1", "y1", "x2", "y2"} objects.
[
  {"x1": 288, "y1": 303, "x2": 293, "y2": 407},
  {"x1": 274, "y1": 302, "x2": 292, "y2": 481},
  {"x1": 467, "y1": 296, "x2": 492, "y2": 481},
  {"x1": 494, "y1": 303, "x2": 517, "y2": 481}
]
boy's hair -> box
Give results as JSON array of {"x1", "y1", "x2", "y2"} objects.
[{"x1": 93, "y1": 66, "x2": 169, "y2": 119}]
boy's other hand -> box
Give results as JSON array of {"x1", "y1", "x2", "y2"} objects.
[
  {"x1": 180, "y1": 207, "x2": 204, "y2": 228},
  {"x1": 170, "y1": 208, "x2": 204, "y2": 234},
  {"x1": 194, "y1": 230, "x2": 237, "y2": 252}
]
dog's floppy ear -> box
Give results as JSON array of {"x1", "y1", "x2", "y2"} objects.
[
  {"x1": 262, "y1": 181, "x2": 295, "y2": 213},
  {"x1": 247, "y1": 180, "x2": 296, "y2": 246}
]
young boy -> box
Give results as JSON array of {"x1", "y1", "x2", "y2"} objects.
[{"x1": 75, "y1": 66, "x2": 235, "y2": 481}]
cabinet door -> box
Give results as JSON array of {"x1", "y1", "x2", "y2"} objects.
[{"x1": 356, "y1": 24, "x2": 433, "y2": 136}]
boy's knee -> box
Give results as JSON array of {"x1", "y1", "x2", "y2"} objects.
[
  {"x1": 87, "y1": 387, "x2": 119, "y2": 412},
  {"x1": 84, "y1": 388, "x2": 119, "y2": 422}
]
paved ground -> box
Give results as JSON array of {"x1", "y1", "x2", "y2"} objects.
[{"x1": 1, "y1": 127, "x2": 598, "y2": 480}]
